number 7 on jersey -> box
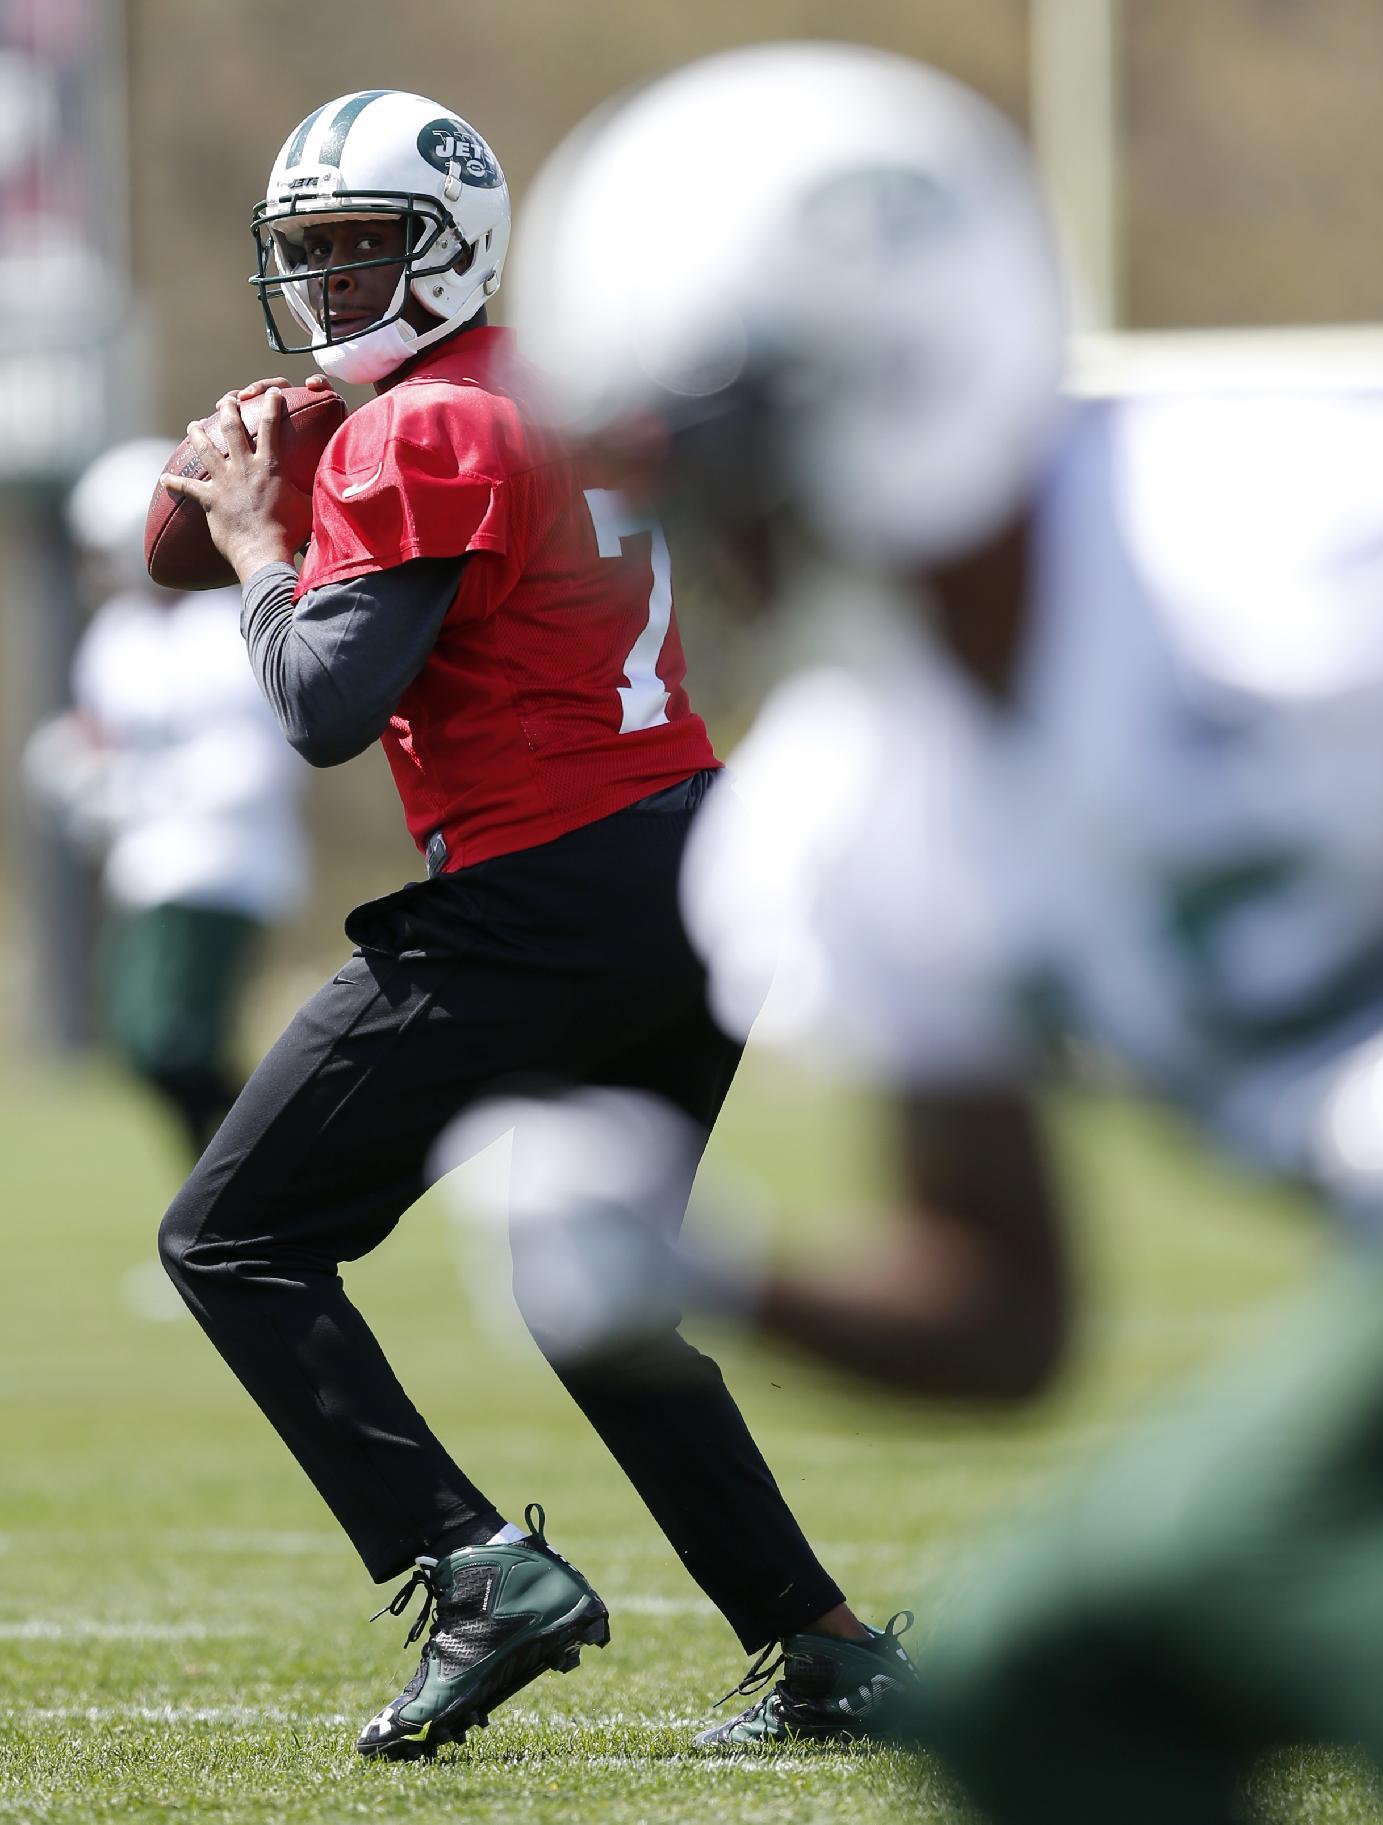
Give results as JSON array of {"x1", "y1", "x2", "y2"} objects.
[{"x1": 584, "y1": 488, "x2": 673, "y2": 734}]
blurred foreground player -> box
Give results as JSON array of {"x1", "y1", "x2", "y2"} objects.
[
  {"x1": 509, "y1": 41, "x2": 1383, "y2": 1805},
  {"x1": 24, "y1": 438, "x2": 306, "y2": 1158},
  {"x1": 155, "y1": 88, "x2": 902, "y2": 1762}
]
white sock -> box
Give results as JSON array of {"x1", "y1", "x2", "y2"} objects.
[{"x1": 487, "y1": 1520, "x2": 526, "y2": 1544}]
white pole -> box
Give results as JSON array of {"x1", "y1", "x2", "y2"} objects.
[{"x1": 1030, "y1": 0, "x2": 1122, "y2": 332}]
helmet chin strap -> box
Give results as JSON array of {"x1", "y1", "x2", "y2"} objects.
[
  {"x1": 314, "y1": 317, "x2": 423, "y2": 386},
  {"x1": 313, "y1": 301, "x2": 488, "y2": 385}
]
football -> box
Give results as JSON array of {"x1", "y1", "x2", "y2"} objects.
[{"x1": 144, "y1": 385, "x2": 347, "y2": 591}]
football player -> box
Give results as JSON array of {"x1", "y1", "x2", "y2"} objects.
[
  {"x1": 504, "y1": 40, "x2": 1383, "y2": 1803},
  {"x1": 24, "y1": 437, "x2": 306, "y2": 1159},
  {"x1": 156, "y1": 89, "x2": 910, "y2": 1762}
]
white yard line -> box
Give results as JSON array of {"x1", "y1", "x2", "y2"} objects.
[
  {"x1": 603, "y1": 1594, "x2": 714, "y2": 1616},
  {"x1": 0, "y1": 1598, "x2": 717, "y2": 1636},
  {"x1": 0, "y1": 1530, "x2": 344, "y2": 1556},
  {"x1": 169, "y1": 1530, "x2": 344, "y2": 1555},
  {"x1": 0, "y1": 1620, "x2": 251, "y2": 1640}
]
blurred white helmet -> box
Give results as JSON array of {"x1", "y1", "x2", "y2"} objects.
[
  {"x1": 252, "y1": 90, "x2": 509, "y2": 386},
  {"x1": 510, "y1": 43, "x2": 1065, "y2": 566},
  {"x1": 66, "y1": 437, "x2": 177, "y2": 593}
]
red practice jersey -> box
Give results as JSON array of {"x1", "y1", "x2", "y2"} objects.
[{"x1": 297, "y1": 326, "x2": 719, "y2": 869}]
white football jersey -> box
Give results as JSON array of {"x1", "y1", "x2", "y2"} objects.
[
  {"x1": 70, "y1": 588, "x2": 308, "y2": 922},
  {"x1": 684, "y1": 392, "x2": 1383, "y2": 1217}
]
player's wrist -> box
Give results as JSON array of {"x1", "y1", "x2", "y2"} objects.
[{"x1": 225, "y1": 530, "x2": 298, "y2": 581}]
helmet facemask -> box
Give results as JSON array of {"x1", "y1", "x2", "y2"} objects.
[{"x1": 251, "y1": 196, "x2": 463, "y2": 354}]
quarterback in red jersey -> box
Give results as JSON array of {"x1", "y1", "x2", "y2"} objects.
[
  {"x1": 158, "y1": 90, "x2": 888, "y2": 1764},
  {"x1": 301, "y1": 325, "x2": 716, "y2": 866}
]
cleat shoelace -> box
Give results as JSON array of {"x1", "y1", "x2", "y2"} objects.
[
  {"x1": 368, "y1": 1504, "x2": 557, "y2": 1651},
  {"x1": 371, "y1": 1560, "x2": 442, "y2": 1647},
  {"x1": 712, "y1": 1639, "x2": 785, "y2": 1710},
  {"x1": 712, "y1": 1609, "x2": 918, "y2": 1726}
]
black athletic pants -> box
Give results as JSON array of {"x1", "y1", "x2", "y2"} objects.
[{"x1": 159, "y1": 773, "x2": 844, "y2": 1650}]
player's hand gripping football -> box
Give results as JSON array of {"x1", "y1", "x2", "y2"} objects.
[
  {"x1": 163, "y1": 387, "x2": 314, "y2": 580},
  {"x1": 232, "y1": 373, "x2": 335, "y2": 404}
]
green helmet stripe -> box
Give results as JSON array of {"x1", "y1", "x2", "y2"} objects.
[
  {"x1": 283, "y1": 104, "x2": 329, "y2": 170},
  {"x1": 317, "y1": 90, "x2": 394, "y2": 168}
]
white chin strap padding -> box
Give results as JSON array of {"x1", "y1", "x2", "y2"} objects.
[
  {"x1": 314, "y1": 317, "x2": 422, "y2": 385},
  {"x1": 310, "y1": 282, "x2": 484, "y2": 386},
  {"x1": 307, "y1": 267, "x2": 411, "y2": 385}
]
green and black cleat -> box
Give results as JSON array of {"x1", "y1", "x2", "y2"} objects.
[
  {"x1": 696, "y1": 1611, "x2": 921, "y2": 1750},
  {"x1": 356, "y1": 1503, "x2": 610, "y2": 1761}
]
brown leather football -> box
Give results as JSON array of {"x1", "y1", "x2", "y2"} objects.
[{"x1": 144, "y1": 385, "x2": 347, "y2": 591}]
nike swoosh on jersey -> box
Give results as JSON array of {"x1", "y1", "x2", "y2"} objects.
[{"x1": 341, "y1": 463, "x2": 385, "y2": 499}]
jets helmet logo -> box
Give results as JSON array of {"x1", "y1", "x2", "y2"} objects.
[{"x1": 417, "y1": 119, "x2": 503, "y2": 188}]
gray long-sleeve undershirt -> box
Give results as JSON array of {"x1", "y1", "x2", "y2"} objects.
[{"x1": 240, "y1": 556, "x2": 465, "y2": 767}]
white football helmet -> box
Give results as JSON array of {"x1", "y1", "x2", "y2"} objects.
[
  {"x1": 252, "y1": 89, "x2": 510, "y2": 386},
  {"x1": 510, "y1": 43, "x2": 1065, "y2": 566}
]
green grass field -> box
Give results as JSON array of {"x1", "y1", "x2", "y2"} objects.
[{"x1": 2, "y1": 1048, "x2": 1379, "y2": 1824}]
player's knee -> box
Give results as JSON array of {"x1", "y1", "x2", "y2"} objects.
[
  {"x1": 157, "y1": 1206, "x2": 186, "y2": 1284},
  {"x1": 157, "y1": 1185, "x2": 202, "y2": 1287}
]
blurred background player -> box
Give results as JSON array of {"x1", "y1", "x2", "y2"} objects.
[
  {"x1": 501, "y1": 38, "x2": 1383, "y2": 1801},
  {"x1": 154, "y1": 87, "x2": 911, "y2": 1765},
  {"x1": 23, "y1": 436, "x2": 307, "y2": 1161}
]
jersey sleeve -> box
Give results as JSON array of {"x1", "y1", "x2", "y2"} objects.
[{"x1": 299, "y1": 387, "x2": 512, "y2": 592}]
